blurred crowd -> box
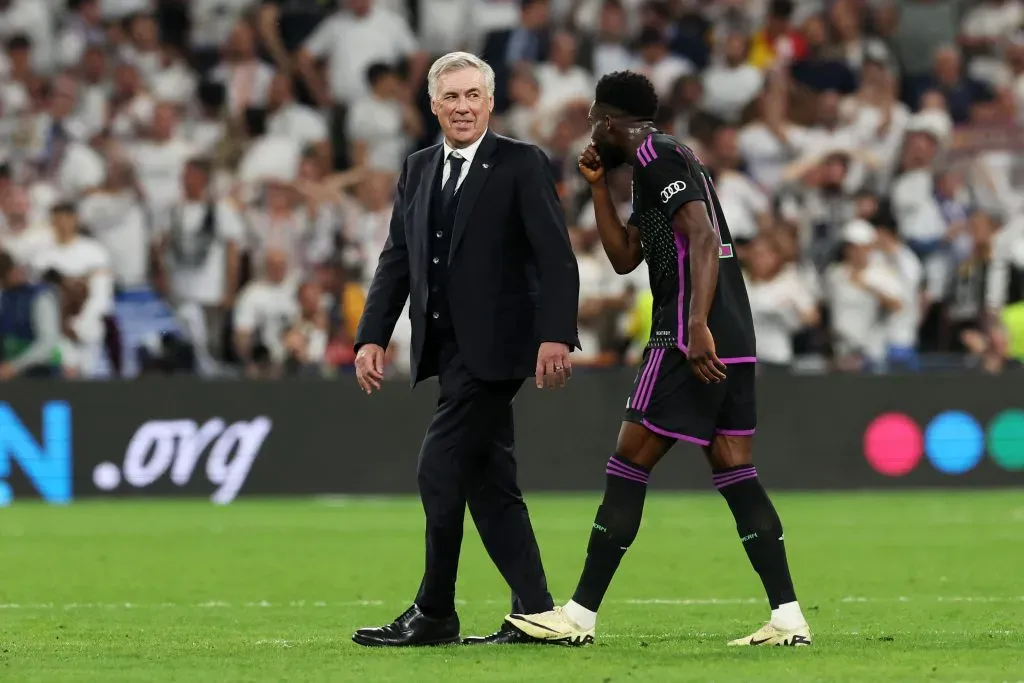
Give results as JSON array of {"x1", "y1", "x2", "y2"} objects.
[{"x1": 0, "y1": 0, "x2": 1023, "y2": 379}]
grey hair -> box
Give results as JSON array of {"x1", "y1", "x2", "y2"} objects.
[{"x1": 427, "y1": 52, "x2": 495, "y2": 101}]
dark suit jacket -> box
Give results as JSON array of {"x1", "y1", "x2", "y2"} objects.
[{"x1": 355, "y1": 130, "x2": 580, "y2": 385}]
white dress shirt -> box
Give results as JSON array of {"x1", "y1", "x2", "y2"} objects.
[{"x1": 441, "y1": 129, "x2": 487, "y2": 190}]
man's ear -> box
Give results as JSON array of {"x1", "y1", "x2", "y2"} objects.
[
  {"x1": 429, "y1": 99, "x2": 438, "y2": 116},
  {"x1": 488, "y1": 96, "x2": 494, "y2": 113}
]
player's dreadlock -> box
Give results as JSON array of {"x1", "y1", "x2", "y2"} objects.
[{"x1": 594, "y1": 71, "x2": 660, "y2": 119}]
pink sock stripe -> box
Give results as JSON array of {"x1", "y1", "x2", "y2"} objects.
[
  {"x1": 714, "y1": 467, "x2": 758, "y2": 488},
  {"x1": 643, "y1": 135, "x2": 657, "y2": 161},
  {"x1": 606, "y1": 459, "x2": 650, "y2": 485},
  {"x1": 720, "y1": 356, "x2": 757, "y2": 364},
  {"x1": 636, "y1": 140, "x2": 652, "y2": 166},
  {"x1": 716, "y1": 428, "x2": 756, "y2": 436},
  {"x1": 607, "y1": 456, "x2": 650, "y2": 477},
  {"x1": 713, "y1": 465, "x2": 756, "y2": 481},
  {"x1": 636, "y1": 348, "x2": 664, "y2": 411},
  {"x1": 642, "y1": 419, "x2": 710, "y2": 446}
]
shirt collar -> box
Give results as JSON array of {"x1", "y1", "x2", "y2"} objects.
[{"x1": 443, "y1": 129, "x2": 487, "y2": 168}]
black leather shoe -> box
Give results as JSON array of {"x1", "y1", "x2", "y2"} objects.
[
  {"x1": 352, "y1": 604, "x2": 460, "y2": 647},
  {"x1": 462, "y1": 621, "x2": 546, "y2": 645}
]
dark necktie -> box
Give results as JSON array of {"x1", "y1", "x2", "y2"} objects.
[{"x1": 441, "y1": 152, "x2": 465, "y2": 211}]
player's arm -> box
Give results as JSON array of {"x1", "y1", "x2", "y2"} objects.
[
  {"x1": 642, "y1": 148, "x2": 727, "y2": 383},
  {"x1": 672, "y1": 202, "x2": 720, "y2": 333},
  {"x1": 673, "y1": 202, "x2": 727, "y2": 383},
  {"x1": 578, "y1": 145, "x2": 642, "y2": 273}
]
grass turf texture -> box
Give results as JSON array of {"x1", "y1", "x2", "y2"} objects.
[{"x1": 1, "y1": 491, "x2": 1022, "y2": 682}]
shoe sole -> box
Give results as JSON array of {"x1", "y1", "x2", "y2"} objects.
[
  {"x1": 351, "y1": 634, "x2": 462, "y2": 647},
  {"x1": 503, "y1": 620, "x2": 594, "y2": 647}
]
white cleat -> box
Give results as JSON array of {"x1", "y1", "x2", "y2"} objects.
[
  {"x1": 504, "y1": 606, "x2": 595, "y2": 647},
  {"x1": 728, "y1": 622, "x2": 812, "y2": 647}
]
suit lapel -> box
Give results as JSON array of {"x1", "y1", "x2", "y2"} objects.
[
  {"x1": 449, "y1": 130, "x2": 498, "y2": 265},
  {"x1": 416, "y1": 146, "x2": 444, "y2": 267}
]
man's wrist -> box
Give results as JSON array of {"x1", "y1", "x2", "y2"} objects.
[{"x1": 688, "y1": 318, "x2": 707, "y2": 328}]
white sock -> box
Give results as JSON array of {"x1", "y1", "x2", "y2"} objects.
[
  {"x1": 562, "y1": 600, "x2": 597, "y2": 630},
  {"x1": 771, "y1": 601, "x2": 806, "y2": 630}
]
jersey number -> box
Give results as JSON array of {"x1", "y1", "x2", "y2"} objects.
[{"x1": 700, "y1": 172, "x2": 733, "y2": 259}]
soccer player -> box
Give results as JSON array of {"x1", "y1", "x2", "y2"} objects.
[{"x1": 502, "y1": 71, "x2": 811, "y2": 647}]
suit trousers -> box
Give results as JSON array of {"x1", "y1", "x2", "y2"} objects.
[{"x1": 414, "y1": 327, "x2": 554, "y2": 618}]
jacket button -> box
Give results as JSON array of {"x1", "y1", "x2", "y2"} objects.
[{"x1": 432, "y1": 257, "x2": 439, "y2": 264}]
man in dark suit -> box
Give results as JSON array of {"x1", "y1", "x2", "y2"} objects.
[{"x1": 351, "y1": 51, "x2": 580, "y2": 647}]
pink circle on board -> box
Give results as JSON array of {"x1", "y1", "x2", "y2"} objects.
[{"x1": 863, "y1": 413, "x2": 924, "y2": 477}]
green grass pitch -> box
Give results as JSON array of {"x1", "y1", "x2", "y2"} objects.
[{"x1": 2, "y1": 491, "x2": 1023, "y2": 682}]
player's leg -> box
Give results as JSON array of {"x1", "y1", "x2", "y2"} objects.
[
  {"x1": 706, "y1": 364, "x2": 810, "y2": 646},
  {"x1": 504, "y1": 348, "x2": 713, "y2": 645},
  {"x1": 502, "y1": 420, "x2": 673, "y2": 645}
]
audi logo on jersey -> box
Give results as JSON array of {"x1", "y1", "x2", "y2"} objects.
[{"x1": 661, "y1": 181, "x2": 687, "y2": 203}]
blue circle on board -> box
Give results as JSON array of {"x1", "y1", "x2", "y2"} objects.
[{"x1": 924, "y1": 411, "x2": 985, "y2": 475}]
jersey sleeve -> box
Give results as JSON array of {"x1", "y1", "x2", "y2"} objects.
[{"x1": 636, "y1": 141, "x2": 707, "y2": 220}]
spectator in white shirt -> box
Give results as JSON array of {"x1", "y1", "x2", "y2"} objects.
[
  {"x1": 707, "y1": 124, "x2": 771, "y2": 243},
  {"x1": 0, "y1": 33, "x2": 34, "y2": 125},
  {"x1": 743, "y1": 234, "x2": 819, "y2": 369},
  {"x1": 0, "y1": 185, "x2": 55, "y2": 266},
  {"x1": 345, "y1": 62, "x2": 422, "y2": 173},
  {"x1": 824, "y1": 218, "x2": 904, "y2": 371},
  {"x1": 702, "y1": 32, "x2": 764, "y2": 123},
  {"x1": 75, "y1": 44, "x2": 110, "y2": 137},
  {"x1": 0, "y1": 0, "x2": 57, "y2": 74},
  {"x1": 211, "y1": 19, "x2": 276, "y2": 120},
  {"x1": 245, "y1": 179, "x2": 334, "y2": 279},
  {"x1": 265, "y1": 72, "x2": 331, "y2": 166},
  {"x1": 871, "y1": 206, "x2": 924, "y2": 369},
  {"x1": 297, "y1": 0, "x2": 428, "y2": 109},
  {"x1": 29, "y1": 75, "x2": 91, "y2": 172},
  {"x1": 108, "y1": 62, "x2": 155, "y2": 139},
  {"x1": 535, "y1": 31, "x2": 592, "y2": 113},
  {"x1": 31, "y1": 201, "x2": 113, "y2": 375},
  {"x1": 57, "y1": 0, "x2": 106, "y2": 70},
  {"x1": 127, "y1": 101, "x2": 196, "y2": 215},
  {"x1": 500, "y1": 65, "x2": 551, "y2": 146},
  {"x1": 77, "y1": 161, "x2": 151, "y2": 288},
  {"x1": 156, "y1": 158, "x2": 242, "y2": 363},
  {"x1": 635, "y1": 27, "x2": 693, "y2": 101},
  {"x1": 282, "y1": 278, "x2": 328, "y2": 375},
  {"x1": 233, "y1": 247, "x2": 298, "y2": 377},
  {"x1": 342, "y1": 170, "x2": 394, "y2": 286},
  {"x1": 591, "y1": 0, "x2": 635, "y2": 79},
  {"x1": 190, "y1": 0, "x2": 257, "y2": 70},
  {"x1": 118, "y1": 13, "x2": 163, "y2": 84}
]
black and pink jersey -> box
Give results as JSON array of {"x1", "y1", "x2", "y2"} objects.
[{"x1": 627, "y1": 132, "x2": 756, "y2": 362}]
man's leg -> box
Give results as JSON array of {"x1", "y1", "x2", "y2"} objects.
[
  {"x1": 709, "y1": 363, "x2": 809, "y2": 646},
  {"x1": 504, "y1": 347, "x2": 720, "y2": 644},
  {"x1": 564, "y1": 421, "x2": 674, "y2": 622},
  {"x1": 466, "y1": 394, "x2": 553, "y2": 615}
]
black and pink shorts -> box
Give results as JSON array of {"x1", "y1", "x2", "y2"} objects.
[{"x1": 623, "y1": 346, "x2": 756, "y2": 446}]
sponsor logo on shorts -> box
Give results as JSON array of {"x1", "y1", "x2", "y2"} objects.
[{"x1": 661, "y1": 181, "x2": 687, "y2": 203}]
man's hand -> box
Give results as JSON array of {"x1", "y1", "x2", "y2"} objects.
[
  {"x1": 535, "y1": 341, "x2": 572, "y2": 389},
  {"x1": 0, "y1": 363, "x2": 15, "y2": 381},
  {"x1": 355, "y1": 343, "x2": 386, "y2": 394},
  {"x1": 578, "y1": 144, "x2": 606, "y2": 185},
  {"x1": 687, "y1": 321, "x2": 727, "y2": 384}
]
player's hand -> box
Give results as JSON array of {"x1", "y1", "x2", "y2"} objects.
[
  {"x1": 687, "y1": 322, "x2": 727, "y2": 384},
  {"x1": 535, "y1": 341, "x2": 572, "y2": 389},
  {"x1": 355, "y1": 343, "x2": 386, "y2": 394},
  {"x1": 578, "y1": 144, "x2": 606, "y2": 185}
]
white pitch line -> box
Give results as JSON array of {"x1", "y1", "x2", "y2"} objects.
[{"x1": 2, "y1": 596, "x2": 1024, "y2": 610}]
